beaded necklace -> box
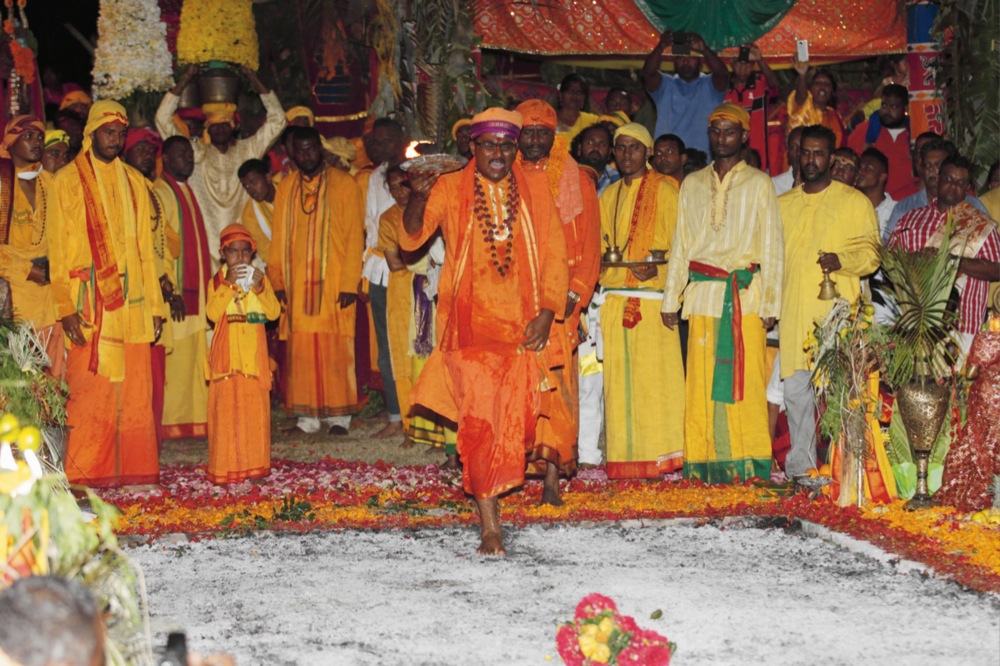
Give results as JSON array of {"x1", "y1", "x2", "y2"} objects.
[
  {"x1": 298, "y1": 170, "x2": 324, "y2": 215},
  {"x1": 474, "y1": 171, "x2": 518, "y2": 277}
]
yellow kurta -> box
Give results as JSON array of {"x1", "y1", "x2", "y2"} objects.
[
  {"x1": 663, "y1": 162, "x2": 784, "y2": 482},
  {"x1": 598, "y1": 172, "x2": 685, "y2": 478},
  {"x1": 0, "y1": 169, "x2": 56, "y2": 329},
  {"x1": 153, "y1": 177, "x2": 210, "y2": 438},
  {"x1": 778, "y1": 180, "x2": 879, "y2": 378},
  {"x1": 239, "y1": 198, "x2": 274, "y2": 267},
  {"x1": 378, "y1": 205, "x2": 415, "y2": 431},
  {"x1": 270, "y1": 167, "x2": 364, "y2": 417},
  {"x1": 155, "y1": 90, "x2": 287, "y2": 267}
]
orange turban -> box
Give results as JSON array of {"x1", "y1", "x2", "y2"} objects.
[
  {"x1": 58, "y1": 90, "x2": 92, "y2": 112},
  {"x1": 470, "y1": 108, "x2": 523, "y2": 141},
  {"x1": 82, "y1": 101, "x2": 129, "y2": 154},
  {"x1": 708, "y1": 103, "x2": 751, "y2": 130},
  {"x1": 0, "y1": 115, "x2": 45, "y2": 159},
  {"x1": 515, "y1": 99, "x2": 557, "y2": 130},
  {"x1": 451, "y1": 118, "x2": 471, "y2": 141},
  {"x1": 219, "y1": 223, "x2": 257, "y2": 252}
]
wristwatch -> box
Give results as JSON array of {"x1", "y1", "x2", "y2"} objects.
[{"x1": 567, "y1": 290, "x2": 581, "y2": 304}]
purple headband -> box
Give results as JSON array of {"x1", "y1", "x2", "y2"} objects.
[{"x1": 470, "y1": 120, "x2": 521, "y2": 141}]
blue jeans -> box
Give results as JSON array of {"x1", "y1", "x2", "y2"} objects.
[{"x1": 368, "y1": 283, "x2": 401, "y2": 421}]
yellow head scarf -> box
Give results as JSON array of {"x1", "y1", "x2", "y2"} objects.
[
  {"x1": 44, "y1": 129, "x2": 70, "y2": 149},
  {"x1": 613, "y1": 122, "x2": 653, "y2": 149},
  {"x1": 285, "y1": 106, "x2": 315, "y2": 127},
  {"x1": 707, "y1": 103, "x2": 751, "y2": 130},
  {"x1": 451, "y1": 118, "x2": 472, "y2": 141},
  {"x1": 82, "y1": 100, "x2": 129, "y2": 154},
  {"x1": 322, "y1": 136, "x2": 357, "y2": 164},
  {"x1": 598, "y1": 111, "x2": 630, "y2": 128},
  {"x1": 201, "y1": 102, "x2": 238, "y2": 144}
]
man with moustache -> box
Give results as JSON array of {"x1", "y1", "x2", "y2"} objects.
[
  {"x1": 401, "y1": 108, "x2": 568, "y2": 555},
  {"x1": 848, "y1": 85, "x2": 913, "y2": 199},
  {"x1": 662, "y1": 104, "x2": 783, "y2": 483},
  {"x1": 572, "y1": 123, "x2": 617, "y2": 195},
  {"x1": 47, "y1": 102, "x2": 165, "y2": 490},
  {"x1": 778, "y1": 125, "x2": 879, "y2": 480}
]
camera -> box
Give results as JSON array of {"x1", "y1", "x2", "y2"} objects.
[
  {"x1": 738, "y1": 45, "x2": 751, "y2": 62},
  {"x1": 672, "y1": 31, "x2": 690, "y2": 56}
]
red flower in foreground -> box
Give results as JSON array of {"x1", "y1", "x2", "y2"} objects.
[{"x1": 558, "y1": 594, "x2": 670, "y2": 665}]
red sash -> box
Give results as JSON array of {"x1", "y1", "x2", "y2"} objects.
[{"x1": 162, "y1": 174, "x2": 211, "y2": 316}]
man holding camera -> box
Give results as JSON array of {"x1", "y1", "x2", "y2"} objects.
[{"x1": 643, "y1": 30, "x2": 729, "y2": 156}]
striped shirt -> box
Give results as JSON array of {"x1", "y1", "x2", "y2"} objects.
[{"x1": 888, "y1": 201, "x2": 1000, "y2": 334}]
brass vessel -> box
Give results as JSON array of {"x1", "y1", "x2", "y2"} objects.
[
  {"x1": 602, "y1": 246, "x2": 623, "y2": 263},
  {"x1": 818, "y1": 269, "x2": 839, "y2": 300},
  {"x1": 197, "y1": 66, "x2": 241, "y2": 105},
  {"x1": 896, "y1": 374, "x2": 950, "y2": 510}
]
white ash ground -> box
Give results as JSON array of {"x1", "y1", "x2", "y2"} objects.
[{"x1": 131, "y1": 523, "x2": 1000, "y2": 666}]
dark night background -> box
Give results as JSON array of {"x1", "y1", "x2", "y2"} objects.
[{"x1": 26, "y1": 0, "x2": 99, "y2": 88}]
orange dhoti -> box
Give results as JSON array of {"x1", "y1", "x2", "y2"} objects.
[
  {"x1": 207, "y1": 374, "x2": 271, "y2": 484},
  {"x1": 527, "y1": 320, "x2": 578, "y2": 477},
  {"x1": 64, "y1": 342, "x2": 159, "y2": 487},
  {"x1": 285, "y1": 331, "x2": 359, "y2": 418}
]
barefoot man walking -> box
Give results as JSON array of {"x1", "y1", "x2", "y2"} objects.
[{"x1": 402, "y1": 108, "x2": 569, "y2": 555}]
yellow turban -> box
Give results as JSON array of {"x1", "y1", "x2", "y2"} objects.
[
  {"x1": 598, "y1": 111, "x2": 630, "y2": 127},
  {"x1": 613, "y1": 122, "x2": 653, "y2": 150},
  {"x1": 322, "y1": 136, "x2": 357, "y2": 164},
  {"x1": 285, "y1": 106, "x2": 315, "y2": 127},
  {"x1": 515, "y1": 99, "x2": 557, "y2": 130},
  {"x1": 44, "y1": 129, "x2": 70, "y2": 149},
  {"x1": 82, "y1": 101, "x2": 129, "y2": 154},
  {"x1": 203, "y1": 102, "x2": 237, "y2": 128},
  {"x1": 58, "y1": 90, "x2": 92, "y2": 112},
  {"x1": 708, "y1": 103, "x2": 751, "y2": 130},
  {"x1": 470, "y1": 108, "x2": 523, "y2": 141},
  {"x1": 451, "y1": 118, "x2": 472, "y2": 141}
]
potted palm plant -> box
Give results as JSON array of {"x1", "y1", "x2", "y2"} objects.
[{"x1": 878, "y1": 230, "x2": 960, "y2": 510}]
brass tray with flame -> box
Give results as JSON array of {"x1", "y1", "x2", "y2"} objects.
[{"x1": 400, "y1": 154, "x2": 468, "y2": 174}]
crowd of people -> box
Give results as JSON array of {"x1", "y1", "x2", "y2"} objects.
[{"x1": 1, "y1": 31, "x2": 998, "y2": 556}]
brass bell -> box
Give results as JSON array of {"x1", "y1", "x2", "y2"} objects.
[{"x1": 818, "y1": 268, "x2": 839, "y2": 300}]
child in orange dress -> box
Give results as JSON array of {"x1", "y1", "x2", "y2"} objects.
[{"x1": 205, "y1": 224, "x2": 282, "y2": 484}]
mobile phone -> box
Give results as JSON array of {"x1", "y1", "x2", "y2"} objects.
[
  {"x1": 672, "y1": 31, "x2": 690, "y2": 56},
  {"x1": 796, "y1": 39, "x2": 809, "y2": 63},
  {"x1": 738, "y1": 45, "x2": 751, "y2": 62}
]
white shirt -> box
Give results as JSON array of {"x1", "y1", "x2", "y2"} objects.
[
  {"x1": 872, "y1": 193, "x2": 896, "y2": 239},
  {"x1": 362, "y1": 163, "x2": 393, "y2": 287},
  {"x1": 771, "y1": 169, "x2": 795, "y2": 196}
]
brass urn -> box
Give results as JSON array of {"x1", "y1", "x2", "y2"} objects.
[{"x1": 896, "y1": 373, "x2": 950, "y2": 510}]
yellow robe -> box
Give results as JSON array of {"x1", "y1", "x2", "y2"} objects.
[
  {"x1": 270, "y1": 167, "x2": 364, "y2": 417},
  {"x1": 0, "y1": 169, "x2": 56, "y2": 329},
  {"x1": 663, "y1": 161, "x2": 784, "y2": 482},
  {"x1": 47, "y1": 154, "x2": 163, "y2": 487},
  {"x1": 205, "y1": 267, "x2": 281, "y2": 484},
  {"x1": 153, "y1": 177, "x2": 210, "y2": 438},
  {"x1": 378, "y1": 205, "x2": 415, "y2": 432},
  {"x1": 239, "y1": 197, "x2": 274, "y2": 268},
  {"x1": 599, "y1": 172, "x2": 685, "y2": 478},
  {"x1": 778, "y1": 180, "x2": 880, "y2": 378}
]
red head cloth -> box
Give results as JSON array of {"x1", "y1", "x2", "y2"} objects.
[
  {"x1": 124, "y1": 127, "x2": 163, "y2": 156},
  {"x1": 0, "y1": 115, "x2": 46, "y2": 159},
  {"x1": 515, "y1": 99, "x2": 557, "y2": 131},
  {"x1": 470, "y1": 108, "x2": 523, "y2": 141},
  {"x1": 219, "y1": 223, "x2": 257, "y2": 252}
]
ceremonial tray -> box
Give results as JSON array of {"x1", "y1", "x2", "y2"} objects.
[
  {"x1": 601, "y1": 259, "x2": 668, "y2": 268},
  {"x1": 400, "y1": 154, "x2": 467, "y2": 174}
]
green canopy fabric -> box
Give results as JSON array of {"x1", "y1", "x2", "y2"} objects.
[{"x1": 633, "y1": 0, "x2": 798, "y2": 50}]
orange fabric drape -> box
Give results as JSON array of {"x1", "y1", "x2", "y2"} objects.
[{"x1": 475, "y1": 0, "x2": 905, "y2": 64}]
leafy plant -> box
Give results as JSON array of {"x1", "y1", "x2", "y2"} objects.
[
  {"x1": 877, "y1": 234, "x2": 960, "y2": 386},
  {"x1": 933, "y1": 0, "x2": 1000, "y2": 188}
]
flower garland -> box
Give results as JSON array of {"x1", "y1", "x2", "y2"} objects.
[
  {"x1": 176, "y1": 0, "x2": 259, "y2": 70},
  {"x1": 3, "y1": 0, "x2": 35, "y2": 85},
  {"x1": 101, "y1": 459, "x2": 1000, "y2": 593},
  {"x1": 91, "y1": 0, "x2": 174, "y2": 101},
  {"x1": 556, "y1": 594, "x2": 672, "y2": 665}
]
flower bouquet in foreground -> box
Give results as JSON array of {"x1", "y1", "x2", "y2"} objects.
[{"x1": 556, "y1": 593, "x2": 673, "y2": 665}]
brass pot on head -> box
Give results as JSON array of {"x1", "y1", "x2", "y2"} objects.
[{"x1": 817, "y1": 251, "x2": 839, "y2": 300}]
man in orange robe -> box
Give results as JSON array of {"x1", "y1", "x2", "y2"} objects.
[
  {"x1": 403, "y1": 108, "x2": 568, "y2": 555},
  {"x1": 47, "y1": 102, "x2": 165, "y2": 490},
  {"x1": 515, "y1": 99, "x2": 601, "y2": 505},
  {"x1": 270, "y1": 127, "x2": 364, "y2": 434}
]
